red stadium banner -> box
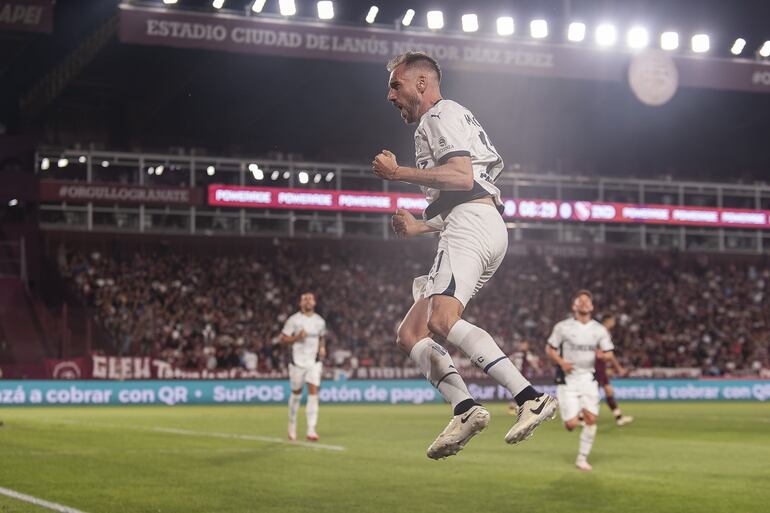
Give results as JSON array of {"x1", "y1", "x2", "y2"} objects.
[
  {"x1": 118, "y1": 3, "x2": 770, "y2": 94},
  {"x1": 209, "y1": 184, "x2": 770, "y2": 230},
  {"x1": 40, "y1": 180, "x2": 204, "y2": 206},
  {"x1": 0, "y1": 0, "x2": 54, "y2": 34}
]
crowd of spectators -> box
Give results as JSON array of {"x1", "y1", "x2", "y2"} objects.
[{"x1": 60, "y1": 239, "x2": 770, "y2": 379}]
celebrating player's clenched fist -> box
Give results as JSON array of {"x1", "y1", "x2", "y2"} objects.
[
  {"x1": 372, "y1": 149, "x2": 400, "y2": 180},
  {"x1": 391, "y1": 208, "x2": 419, "y2": 238}
]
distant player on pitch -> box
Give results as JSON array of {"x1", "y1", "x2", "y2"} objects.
[
  {"x1": 279, "y1": 292, "x2": 326, "y2": 442},
  {"x1": 372, "y1": 51, "x2": 557, "y2": 460},
  {"x1": 545, "y1": 290, "x2": 616, "y2": 471}
]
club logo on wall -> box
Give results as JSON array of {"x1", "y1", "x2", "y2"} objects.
[
  {"x1": 52, "y1": 361, "x2": 82, "y2": 380},
  {"x1": 628, "y1": 49, "x2": 679, "y2": 106}
]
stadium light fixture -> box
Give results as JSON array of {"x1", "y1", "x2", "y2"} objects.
[
  {"x1": 314, "y1": 173, "x2": 322, "y2": 183},
  {"x1": 760, "y1": 41, "x2": 770, "y2": 58},
  {"x1": 8, "y1": 199, "x2": 18, "y2": 207},
  {"x1": 78, "y1": 155, "x2": 87, "y2": 164},
  {"x1": 325, "y1": 172, "x2": 334, "y2": 182},
  {"x1": 426, "y1": 11, "x2": 443, "y2": 30},
  {"x1": 57, "y1": 158, "x2": 68, "y2": 168},
  {"x1": 163, "y1": 0, "x2": 178, "y2": 5},
  {"x1": 692, "y1": 34, "x2": 710, "y2": 53},
  {"x1": 596, "y1": 23, "x2": 617, "y2": 47},
  {"x1": 249, "y1": 164, "x2": 264, "y2": 180},
  {"x1": 530, "y1": 19, "x2": 548, "y2": 39},
  {"x1": 155, "y1": 165, "x2": 164, "y2": 175},
  {"x1": 40, "y1": 157, "x2": 50, "y2": 170},
  {"x1": 661, "y1": 31, "x2": 679, "y2": 51},
  {"x1": 496, "y1": 17, "x2": 514, "y2": 36},
  {"x1": 401, "y1": 9, "x2": 415, "y2": 27},
  {"x1": 461, "y1": 14, "x2": 478, "y2": 33},
  {"x1": 206, "y1": 166, "x2": 216, "y2": 176},
  {"x1": 271, "y1": 170, "x2": 280, "y2": 180},
  {"x1": 317, "y1": 1, "x2": 334, "y2": 20},
  {"x1": 627, "y1": 26, "x2": 649, "y2": 49},
  {"x1": 251, "y1": 0, "x2": 267, "y2": 13},
  {"x1": 567, "y1": 22, "x2": 585, "y2": 42},
  {"x1": 279, "y1": 0, "x2": 296, "y2": 16},
  {"x1": 730, "y1": 38, "x2": 746, "y2": 55},
  {"x1": 283, "y1": 171, "x2": 291, "y2": 179},
  {"x1": 148, "y1": 167, "x2": 155, "y2": 175},
  {"x1": 212, "y1": 0, "x2": 225, "y2": 9},
  {"x1": 101, "y1": 160, "x2": 110, "y2": 168},
  {"x1": 366, "y1": 6, "x2": 378, "y2": 24},
  {"x1": 298, "y1": 171, "x2": 309, "y2": 184}
]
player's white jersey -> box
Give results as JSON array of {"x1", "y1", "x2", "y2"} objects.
[
  {"x1": 414, "y1": 99, "x2": 504, "y2": 220},
  {"x1": 281, "y1": 312, "x2": 326, "y2": 367},
  {"x1": 547, "y1": 318, "x2": 614, "y2": 383}
]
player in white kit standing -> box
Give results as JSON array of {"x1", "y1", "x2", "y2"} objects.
[
  {"x1": 372, "y1": 51, "x2": 557, "y2": 459},
  {"x1": 545, "y1": 290, "x2": 615, "y2": 471},
  {"x1": 279, "y1": 292, "x2": 326, "y2": 442}
]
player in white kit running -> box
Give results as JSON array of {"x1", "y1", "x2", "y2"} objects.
[
  {"x1": 279, "y1": 292, "x2": 326, "y2": 442},
  {"x1": 372, "y1": 51, "x2": 557, "y2": 459},
  {"x1": 545, "y1": 290, "x2": 615, "y2": 471}
]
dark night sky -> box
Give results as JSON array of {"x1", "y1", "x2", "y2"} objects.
[{"x1": 2, "y1": 0, "x2": 770, "y2": 181}]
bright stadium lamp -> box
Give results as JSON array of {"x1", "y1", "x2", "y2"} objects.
[
  {"x1": 212, "y1": 0, "x2": 225, "y2": 9},
  {"x1": 251, "y1": 0, "x2": 267, "y2": 13},
  {"x1": 692, "y1": 34, "x2": 710, "y2": 53},
  {"x1": 57, "y1": 158, "x2": 68, "y2": 168},
  {"x1": 283, "y1": 171, "x2": 291, "y2": 179},
  {"x1": 426, "y1": 10, "x2": 443, "y2": 30},
  {"x1": 101, "y1": 160, "x2": 110, "y2": 168},
  {"x1": 155, "y1": 165, "x2": 164, "y2": 176},
  {"x1": 78, "y1": 155, "x2": 87, "y2": 164},
  {"x1": 206, "y1": 166, "x2": 216, "y2": 176},
  {"x1": 567, "y1": 22, "x2": 585, "y2": 42},
  {"x1": 401, "y1": 9, "x2": 415, "y2": 27},
  {"x1": 595, "y1": 23, "x2": 617, "y2": 47},
  {"x1": 661, "y1": 31, "x2": 679, "y2": 50},
  {"x1": 148, "y1": 167, "x2": 155, "y2": 175},
  {"x1": 279, "y1": 0, "x2": 296, "y2": 16},
  {"x1": 317, "y1": 1, "x2": 334, "y2": 20},
  {"x1": 271, "y1": 170, "x2": 280, "y2": 180},
  {"x1": 298, "y1": 171, "x2": 309, "y2": 184},
  {"x1": 163, "y1": 0, "x2": 178, "y2": 5},
  {"x1": 40, "y1": 157, "x2": 50, "y2": 170},
  {"x1": 760, "y1": 41, "x2": 770, "y2": 58},
  {"x1": 325, "y1": 172, "x2": 334, "y2": 182},
  {"x1": 497, "y1": 17, "x2": 514, "y2": 36},
  {"x1": 461, "y1": 14, "x2": 478, "y2": 33},
  {"x1": 366, "y1": 5, "x2": 378, "y2": 24},
  {"x1": 530, "y1": 19, "x2": 548, "y2": 39},
  {"x1": 313, "y1": 173, "x2": 322, "y2": 183},
  {"x1": 730, "y1": 38, "x2": 746, "y2": 55},
  {"x1": 627, "y1": 26, "x2": 649, "y2": 49}
]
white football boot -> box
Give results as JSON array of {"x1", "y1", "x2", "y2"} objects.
[
  {"x1": 505, "y1": 394, "x2": 558, "y2": 444},
  {"x1": 426, "y1": 405, "x2": 490, "y2": 460}
]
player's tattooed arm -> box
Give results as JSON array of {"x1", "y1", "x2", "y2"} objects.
[
  {"x1": 373, "y1": 151, "x2": 473, "y2": 191},
  {"x1": 391, "y1": 208, "x2": 439, "y2": 238}
]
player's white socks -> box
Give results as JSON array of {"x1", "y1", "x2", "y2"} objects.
[
  {"x1": 288, "y1": 392, "x2": 301, "y2": 430},
  {"x1": 446, "y1": 320, "x2": 530, "y2": 398},
  {"x1": 410, "y1": 338, "x2": 473, "y2": 409},
  {"x1": 306, "y1": 394, "x2": 319, "y2": 434},
  {"x1": 579, "y1": 423, "x2": 597, "y2": 460}
]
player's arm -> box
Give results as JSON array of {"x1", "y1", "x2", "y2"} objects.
[
  {"x1": 279, "y1": 329, "x2": 306, "y2": 345},
  {"x1": 545, "y1": 344, "x2": 573, "y2": 374},
  {"x1": 318, "y1": 336, "x2": 326, "y2": 359},
  {"x1": 372, "y1": 151, "x2": 474, "y2": 191},
  {"x1": 391, "y1": 208, "x2": 440, "y2": 238},
  {"x1": 604, "y1": 351, "x2": 628, "y2": 376}
]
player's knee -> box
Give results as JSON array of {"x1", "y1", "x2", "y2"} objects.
[
  {"x1": 583, "y1": 413, "x2": 597, "y2": 425},
  {"x1": 292, "y1": 389, "x2": 303, "y2": 395},
  {"x1": 396, "y1": 325, "x2": 418, "y2": 353}
]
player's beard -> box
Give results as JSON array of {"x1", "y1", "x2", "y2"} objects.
[{"x1": 403, "y1": 92, "x2": 421, "y2": 124}]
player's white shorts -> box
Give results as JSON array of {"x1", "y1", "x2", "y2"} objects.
[
  {"x1": 412, "y1": 202, "x2": 508, "y2": 307},
  {"x1": 556, "y1": 373, "x2": 601, "y2": 421},
  {"x1": 289, "y1": 361, "x2": 322, "y2": 390}
]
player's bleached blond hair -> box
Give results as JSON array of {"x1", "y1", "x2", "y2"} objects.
[{"x1": 386, "y1": 51, "x2": 442, "y2": 83}]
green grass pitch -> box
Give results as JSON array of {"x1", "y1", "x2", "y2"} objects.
[{"x1": 0, "y1": 402, "x2": 768, "y2": 513}]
